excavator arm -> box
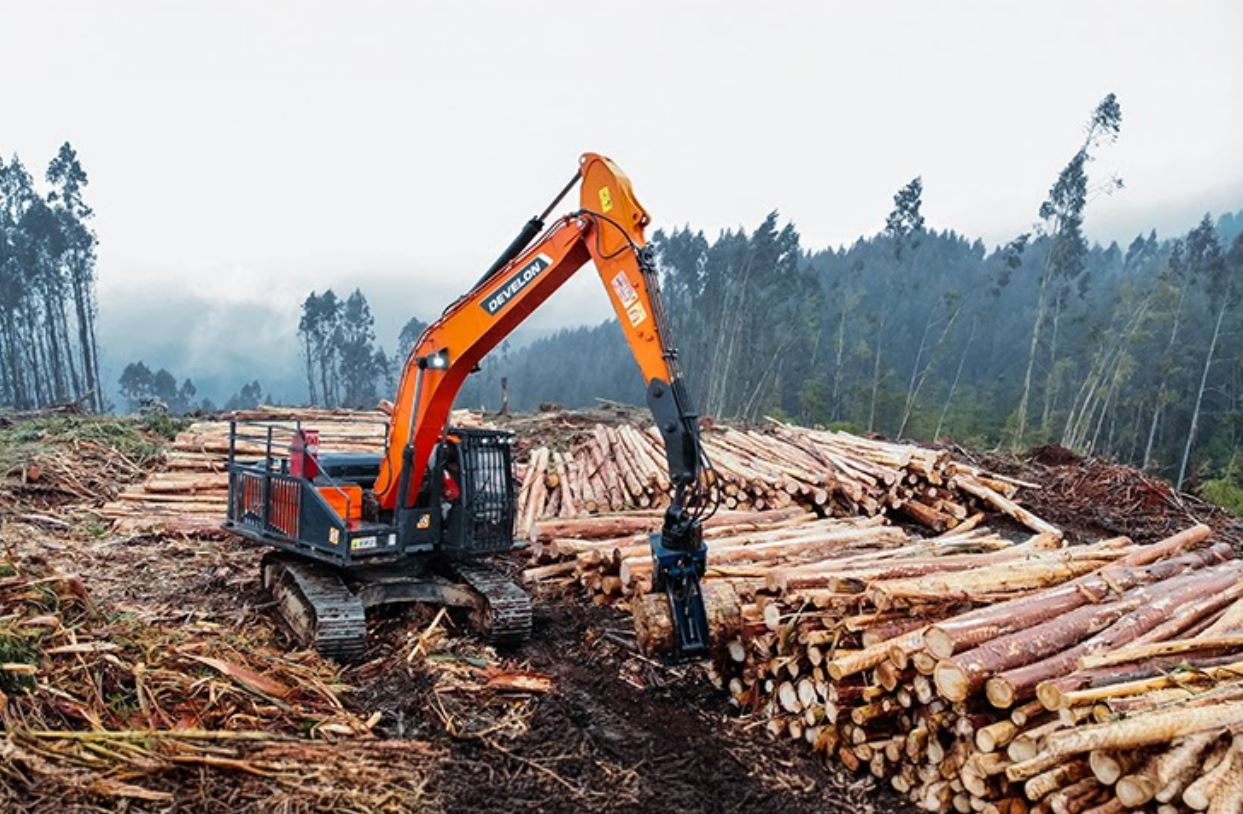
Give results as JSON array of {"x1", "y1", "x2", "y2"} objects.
[{"x1": 374, "y1": 152, "x2": 714, "y2": 654}]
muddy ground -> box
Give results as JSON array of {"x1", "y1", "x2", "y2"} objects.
[
  {"x1": 22, "y1": 521, "x2": 881, "y2": 813},
  {"x1": 3, "y1": 415, "x2": 1240, "y2": 813}
]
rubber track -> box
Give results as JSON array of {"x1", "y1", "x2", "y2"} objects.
[
  {"x1": 450, "y1": 560, "x2": 533, "y2": 645},
  {"x1": 262, "y1": 553, "x2": 368, "y2": 661}
]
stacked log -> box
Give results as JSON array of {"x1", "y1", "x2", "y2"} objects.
[
  {"x1": 515, "y1": 421, "x2": 1052, "y2": 540},
  {"x1": 528, "y1": 514, "x2": 1243, "y2": 813},
  {"x1": 97, "y1": 407, "x2": 479, "y2": 535},
  {"x1": 711, "y1": 524, "x2": 1243, "y2": 814},
  {"x1": 523, "y1": 508, "x2": 915, "y2": 605}
]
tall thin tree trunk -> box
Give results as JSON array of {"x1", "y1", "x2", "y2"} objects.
[
  {"x1": 42, "y1": 292, "x2": 65, "y2": 402},
  {"x1": 58, "y1": 299, "x2": 79, "y2": 399},
  {"x1": 1063, "y1": 297, "x2": 1149, "y2": 451},
  {"x1": 85, "y1": 290, "x2": 102, "y2": 411},
  {"x1": 897, "y1": 311, "x2": 933, "y2": 437},
  {"x1": 318, "y1": 343, "x2": 332, "y2": 409},
  {"x1": 711, "y1": 250, "x2": 754, "y2": 416},
  {"x1": 302, "y1": 334, "x2": 317, "y2": 405},
  {"x1": 3, "y1": 318, "x2": 27, "y2": 408},
  {"x1": 899, "y1": 301, "x2": 962, "y2": 438},
  {"x1": 1127, "y1": 400, "x2": 1145, "y2": 464},
  {"x1": 1177, "y1": 297, "x2": 1229, "y2": 488},
  {"x1": 1041, "y1": 298, "x2": 1063, "y2": 433},
  {"x1": 935, "y1": 321, "x2": 976, "y2": 440},
  {"x1": 70, "y1": 267, "x2": 99, "y2": 410},
  {"x1": 1087, "y1": 375, "x2": 1114, "y2": 454},
  {"x1": 831, "y1": 304, "x2": 847, "y2": 421},
  {"x1": 1142, "y1": 401, "x2": 1162, "y2": 471},
  {"x1": 1143, "y1": 281, "x2": 1188, "y2": 470},
  {"x1": 0, "y1": 327, "x2": 10, "y2": 406},
  {"x1": 1013, "y1": 270, "x2": 1051, "y2": 449},
  {"x1": 27, "y1": 312, "x2": 47, "y2": 406}
]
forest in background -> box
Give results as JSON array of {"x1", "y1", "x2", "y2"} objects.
[
  {"x1": 462, "y1": 205, "x2": 1243, "y2": 491},
  {"x1": 0, "y1": 144, "x2": 102, "y2": 412},
  {"x1": 459, "y1": 96, "x2": 1243, "y2": 498},
  {"x1": 6, "y1": 95, "x2": 1243, "y2": 505}
]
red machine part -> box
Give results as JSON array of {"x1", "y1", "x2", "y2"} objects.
[{"x1": 290, "y1": 429, "x2": 320, "y2": 480}]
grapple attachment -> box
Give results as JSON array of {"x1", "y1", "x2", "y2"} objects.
[{"x1": 649, "y1": 531, "x2": 710, "y2": 656}]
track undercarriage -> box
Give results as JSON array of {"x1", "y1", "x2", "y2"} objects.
[{"x1": 261, "y1": 552, "x2": 533, "y2": 660}]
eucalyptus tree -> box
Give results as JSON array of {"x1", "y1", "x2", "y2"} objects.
[
  {"x1": 1177, "y1": 220, "x2": 1238, "y2": 487},
  {"x1": 1012, "y1": 93, "x2": 1122, "y2": 448},
  {"x1": 875, "y1": 177, "x2": 925, "y2": 433},
  {"x1": 47, "y1": 143, "x2": 101, "y2": 410}
]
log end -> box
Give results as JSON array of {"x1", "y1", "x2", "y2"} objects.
[
  {"x1": 1115, "y1": 774, "x2": 1156, "y2": 808},
  {"x1": 1035, "y1": 680, "x2": 1065, "y2": 712},
  {"x1": 985, "y1": 676, "x2": 1016, "y2": 710},
  {"x1": 933, "y1": 659, "x2": 970, "y2": 703},
  {"x1": 975, "y1": 725, "x2": 1003, "y2": 754},
  {"x1": 1088, "y1": 750, "x2": 1124, "y2": 786},
  {"x1": 923, "y1": 625, "x2": 955, "y2": 660},
  {"x1": 632, "y1": 582, "x2": 741, "y2": 656}
]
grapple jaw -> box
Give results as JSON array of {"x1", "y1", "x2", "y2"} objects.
[{"x1": 649, "y1": 523, "x2": 709, "y2": 657}]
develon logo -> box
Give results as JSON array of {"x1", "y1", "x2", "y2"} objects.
[{"x1": 482, "y1": 254, "x2": 553, "y2": 315}]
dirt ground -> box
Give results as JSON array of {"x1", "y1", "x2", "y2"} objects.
[
  {"x1": 4, "y1": 415, "x2": 1240, "y2": 813},
  {"x1": 15, "y1": 520, "x2": 883, "y2": 813},
  {"x1": 361, "y1": 578, "x2": 883, "y2": 814}
]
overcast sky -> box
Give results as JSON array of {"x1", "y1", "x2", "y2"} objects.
[{"x1": 3, "y1": 1, "x2": 1241, "y2": 401}]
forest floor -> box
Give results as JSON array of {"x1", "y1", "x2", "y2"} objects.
[{"x1": 0, "y1": 409, "x2": 1239, "y2": 813}]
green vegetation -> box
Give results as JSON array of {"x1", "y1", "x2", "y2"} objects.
[
  {"x1": 0, "y1": 414, "x2": 177, "y2": 471},
  {"x1": 139, "y1": 410, "x2": 191, "y2": 440},
  {"x1": 1201, "y1": 479, "x2": 1243, "y2": 515},
  {"x1": 0, "y1": 634, "x2": 40, "y2": 692}
]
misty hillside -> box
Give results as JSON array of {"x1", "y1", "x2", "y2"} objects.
[
  {"x1": 460, "y1": 205, "x2": 1243, "y2": 488},
  {"x1": 4, "y1": 101, "x2": 1243, "y2": 498}
]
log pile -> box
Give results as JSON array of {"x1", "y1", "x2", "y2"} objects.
[
  {"x1": 516, "y1": 421, "x2": 1053, "y2": 540},
  {"x1": 97, "y1": 407, "x2": 482, "y2": 535},
  {"x1": 527, "y1": 512, "x2": 1243, "y2": 813},
  {"x1": 523, "y1": 508, "x2": 914, "y2": 605}
]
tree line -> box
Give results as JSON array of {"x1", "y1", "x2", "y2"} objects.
[
  {"x1": 0, "y1": 144, "x2": 103, "y2": 411},
  {"x1": 115, "y1": 360, "x2": 266, "y2": 414},
  {"x1": 296, "y1": 288, "x2": 416, "y2": 409},
  {"x1": 466, "y1": 94, "x2": 1243, "y2": 492}
]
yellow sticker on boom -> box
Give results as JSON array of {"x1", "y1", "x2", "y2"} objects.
[{"x1": 598, "y1": 186, "x2": 614, "y2": 212}]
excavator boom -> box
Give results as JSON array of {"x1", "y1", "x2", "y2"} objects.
[{"x1": 374, "y1": 153, "x2": 713, "y2": 653}]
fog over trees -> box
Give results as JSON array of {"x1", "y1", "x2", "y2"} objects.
[
  {"x1": 5, "y1": 94, "x2": 1242, "y2": 496},
  {"x1": 459, "y1": 97, "x2": 1243, "y2": 491}
]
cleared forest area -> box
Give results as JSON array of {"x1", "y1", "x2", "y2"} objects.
[{"x1": 2, "y1": 404, "x2": 1241, "y2": 813}]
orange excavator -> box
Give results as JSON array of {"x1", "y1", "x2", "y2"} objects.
[{"x1": 224, "y1": 153, "x2": 716, "y2": 659}]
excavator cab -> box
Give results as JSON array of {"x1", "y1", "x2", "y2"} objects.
[{"x1": 437, "y1": 429, "x2": 516, "y2": 557}]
